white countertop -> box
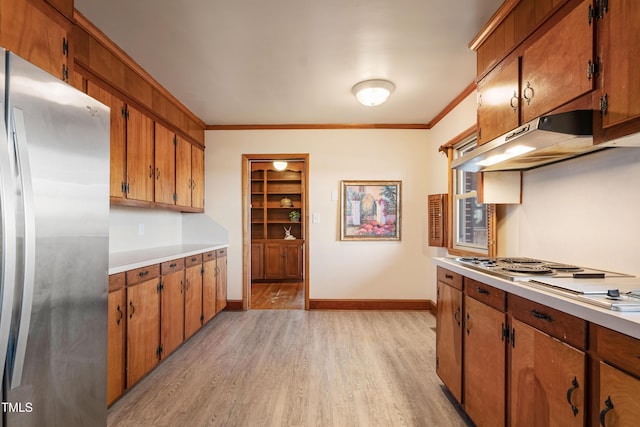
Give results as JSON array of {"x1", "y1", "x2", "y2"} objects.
[
  {"x1": 434, "y1": 257, "x2": 640, "y2": 340},
  {"x1": 109, "y1": 243, "x2": 228, "y2": 275}
]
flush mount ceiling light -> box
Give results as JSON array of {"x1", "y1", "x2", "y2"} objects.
[
  {"x1": 273, "y1": 161, "x2": 288, "y2": 171},
  {"x1": 352, "y1": 79, "x2": 395, "y2": 107}
]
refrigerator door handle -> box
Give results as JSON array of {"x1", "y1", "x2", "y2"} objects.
[
  {"x1": 0, "y1": 100, "x2": 18, "y2": 389},
  {"x1": 9, "y1": 107, "x2": 36, "y2": 389}
]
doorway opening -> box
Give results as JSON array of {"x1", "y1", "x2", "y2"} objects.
[{"x1": 242, "y1": 154, "x2": 309, "y2": 310}]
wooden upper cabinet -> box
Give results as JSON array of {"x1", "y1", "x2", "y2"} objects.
[
  {"x1": 126, "y1": 106, "x2": 155, "y2": 202},
  {"x1": 43, "y1": 0, "x2": 74, "y2": 21},
  {"x1": 477, "y1": 58, "x2": 520, "y2": 145},
  {"x1": 87, "y1": 82, "x2": 127, "y2": 199},
  {"x1": 175, "y1": 136, "x2": 192, "y2": 208},
  {"x1": 154, "y1": 123, "x2": 177, "y2": 205},
  {"x1": 596, "y1": 1, "x2": 640, "y2": 131},
  {"x1": 509, "y1": 318, "x2": 585, "y2": 427},
  {"x1": 191, "y1": 146, "x2": 205, "y2": 209},
  {"x1": 0, "y1": 0, "x2": 69, "y2": 81},
  {"x1": 520, "y1": 0, "x2": 594, "y2": 123}
]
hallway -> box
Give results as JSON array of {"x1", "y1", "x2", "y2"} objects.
[{"x1": 108, "y1": 310, "x2": 471, "y2": 427}]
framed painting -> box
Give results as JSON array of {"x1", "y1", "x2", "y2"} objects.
[{"x1": 340, "y1": 180, "x2": 401, "y2": 241}]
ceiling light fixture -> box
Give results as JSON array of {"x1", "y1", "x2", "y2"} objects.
[
  {"x1": 273, "y1": 161, "x2": 288, "y2": 171},
  {"x1": 352, "y1": 79, "x2": 395, "y2": 107}
]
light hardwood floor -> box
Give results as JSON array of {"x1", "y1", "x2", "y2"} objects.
[{"x1": 108, "y1": 310, "x2": 471, "y2": 427}]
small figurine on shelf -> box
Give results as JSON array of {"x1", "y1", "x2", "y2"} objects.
[{"x1": 283, "y1": 226, "x2": 296, "y2": 240}]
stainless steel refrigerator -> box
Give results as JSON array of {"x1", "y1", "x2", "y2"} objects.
[{"x1": 0, "y1": 49, "x2": 110, "y2": 426}]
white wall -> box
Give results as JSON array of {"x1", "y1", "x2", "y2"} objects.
[
  {"x1": 499, "y1": 147, "x2": 640, "y2": 275},
  {"x1": 109, "y1": 206, "x2": 182, "y2": 253},
  {"x1": 205, "y1": 129, "x2": 435, "y2": 301}
]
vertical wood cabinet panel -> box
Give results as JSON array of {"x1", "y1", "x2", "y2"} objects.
[
  {"x1": 126, "y1": 106, "x2": 155, "y2": 202},
  {"x1": 175, "y1": 136, "x2": 192, "y2": 207},
  {"x1": 251, "y1": 242, "x2": 264, "y2": 280},
  {"x1": 107, "y1": 278, "x2": 125, "y2": 406},
  {"x1": 215, "y1": 249, "x2": 228, "y2": 314},
  {"x1": 598, "y1": 362, "x2": 640, "y2": 427},
  {"x1": 477, "y1": 59, "x2": 520, "y2": 145},
  {"x1": 463, "y1": 295, "x2": 506, "y2": 427},
  {"x1": 160, "y1": 268, "x2": 184, "y2": 358},
  {"x1": 87, "y1": 82, "x2": 127, "y2": 199},
  {"x1": 43, "y1": 0, "x2": 74, "y2": 20},
  {"x1": 126, "y1": 278, "x2": 160, "y2": 388},
  {"x1": 509, "y1": 318, "x2": 585, "y2": 427},
  {"x1": 184, "y1": 263, "x2": 203, "y2": 340},
  {"x1": 435, "y1": 270, "x2": 463, "y2": 403},
  {"x1": 154, "y1": 122, "x2": 176, "y2": 205},
  {"x1": 191, "y1": 146, "x2": 205, "y2": 209},
  {"x1": 202, "y1": 252, "x2": 217, "y2": 323}
]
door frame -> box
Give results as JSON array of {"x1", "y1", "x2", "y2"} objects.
[{"x1": 241, "y1": 153, "x2": 310, "y2": 310}]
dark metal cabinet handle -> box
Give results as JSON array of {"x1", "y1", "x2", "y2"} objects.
[
  {"x1": 600, "y1": 396, "x2": 614, "y2": 426},
  {"x1": 531, "y1": 309, "x2": 554, "y2": 322},
  {"x1": 129, "y1": 300, "x2": 135, "y2": 319},
  {"x1": 155, "y1": 168, "x2": 160, "y2": 179},
  {"x1": 454, "y1": 306, "x2": 461, "y2": 327},
  {"x1": 148, "y1": 165, "x2": 154, "y2": 178},
  {"x1": 566, "y1": 377, "x2": 580, "y2": 416},
  {"x1": 445, "y1": 274, "x2": 453, "y2": 279},
  {"x1": 477, "y1": 287, "x2": 490, "y2": 295},
  {"x1": 170, "y1": 262, "x2": 177, "y2": 268},
  {"x1": 180, "y1": 280, "x2": 183, "y2": 294},
  {"x1": 138, "y1": 270, "x2": 149, "y2": 278},
  {"x1": 464, "y1": 313, "x2": 471, "y2": 335},
  {"x1": 116, "y1": 305, "x2": 123, "y2": 325}
]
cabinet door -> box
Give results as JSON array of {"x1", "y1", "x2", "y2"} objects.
[
  {"x1": 191, "y1": 146, "x2": 204, "y2": 209},
  {"x1": 283, "y1": 244, "x2": 303, "y2": 280},
  {"x1": 435, "y1": 281, "x2": 463, "y2": 403},
  {"x1": 477, "y1": 59, "x2": 520, "y2": 145},
  {"x1": 127, "y1": 279, "x2": 160, "y2": 387},
  {"x1": 0, "y1": 0, "x2": 68, "y2": 81},
  {"x1": 184, "y1": 264, "x2": 203, "y2": 339},
  {"x1": 126, "y1": 106, "x2": 155, "y2": 202},
  {"x1": 161, "y1": 269, "x2": 184, "y2": 358},
  {"x1": 510, "y1": 318, "x2": 585, "y2": 427},
  {"x1": 463, "y1": 296, "x2": 506, "y2": 427},
  {"x1": 598, "y1": 362, "x2": 640, "y2": 427},
  {"x1": 521, "y1": 0, "x2": 594, "y2": 122},
  {"x1": 264, "y1": 243, "x2": 284, "y2": 280},
  {"x1": 202, "y1": 258, "x2": 217, "y2": 323},
  {"x1": 107, "y1": 288, "x2": 125, "y2": 406},
  {"x1": 88, "y1": 82, "x2": 127, "y2": 199},
  {"x1": 154, "y1": 123, "x2": 176, "y2": 205},
  {"x1": 175, "y1": 136, "x2": 192, "y2": 207},
  {"x1": 215, "y1": 252, "x2": 227, "y2": 313},
  {"x1": 597, "y1": 1, "x2": 640, "y2": 129},
  {"x1": 251, "y1": 242, "x2": 264, "y2": 280}
]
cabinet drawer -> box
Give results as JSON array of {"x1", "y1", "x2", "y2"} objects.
[
  {"x1": 508, "y1": 294, "x2": 587, "y2": 350},
  {"x1": 216, "y1": 248, "x2": 227, "y2": 257},
  {"x1": 437, "y1": 267, "x2": 463, "y2": 291},
  {"x1": 161, "y1": 258, "x2": 184, "y2": 275},
  {"x1": 126, "y1": 264, "x2": 160, "y2": 286},
  {"x1": 185, "y1": 253, "x2": 203, "y2": 267},
  {"x1": 465, "y1": 278, "x2": 506, "y2": 311},
  {"x1": 203, "y1": 250, "x2": 216, "y2": 262},
  {"x1": 109, "y1": 272, "x2": 125, "y2": 292},
  {"x1": 591, "y1": 324, "x2": 640, "y2": 378}
]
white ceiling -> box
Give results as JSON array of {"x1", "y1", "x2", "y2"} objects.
[{"x1": 74, "y1": 0, "x2": 503, "y2": 126}]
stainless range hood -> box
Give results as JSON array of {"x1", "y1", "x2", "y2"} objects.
[{"x1": 451, "y1": 110, "x2": 607, "y2": 172}]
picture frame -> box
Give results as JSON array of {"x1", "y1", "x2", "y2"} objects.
[{"x1": 340, "y1": 180, "x2": 401, "y2": 241}]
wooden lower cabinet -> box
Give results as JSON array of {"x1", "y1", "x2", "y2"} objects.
[
  {"x1": 126, "y1": 277, "x2": 160, "y2": 388},
  {"x1": 160, "y1": 265, "x2": 184, "y2": 359},
  {"x1": 107, "y1": 275, "x2": 126, "y2": 406},
  {"x1": 251, "y1": 242, "x2": 264, "y2": 280},
  {"x1": 202, "y1": 251, "x2": 217, "y2": 323},
  {"x1": 184, "y1": 262, "x2": 203, "y2": 340},
  {"x1": 597, "y1": 362, "x2": 640, "y2": 427},
  {"x1": 463, "y1": 295, "x2": 506, "y2": 427},
  {"x1": 435, "y1": 269, "x2": 463, "y2": 403},
  {"x1": 215, "y1": 248, "x2": 227, "y2": 313},
  {"x1": 264, "y1": 241, "x2": 303, "y2": 280},
  {"x1": 509, "y1": 318, "x2": 585, "y2": 427}
]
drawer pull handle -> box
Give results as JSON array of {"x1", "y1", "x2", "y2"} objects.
[
  {"x1": 129, "y1": 300, "x2": 135, "y2": 319},
  {"x1": 170, "y1": 263, "x2": 177, "y2": 268},
  {"x1": 191, "y1": 257, "x2": 197, "y2": 262},
  {"x1": 138, "y1": 270, "x2": 149, "y2": 278},
  {"x1": 566, "y1": 376, "x2": 580, "y2": 417},
  {"x1": 599, "y1": 396, "x2": 614, "y2": 427},
  {"x1": 531, "y1": 309, "x2": 554, "y2": 322},
  {"x1": 477, "y1": 287, "x2": 490, "y2": 295},
  {"x1": 445, "y1": 274, "x2": 453, "y2": 279},
  {"x1": 116, "y1": 305, "x2": 123, "y2": 325}
]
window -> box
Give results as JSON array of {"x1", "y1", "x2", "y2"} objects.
[{"x1": 452, "y1": 138, "x2": 489, "y2": 255}]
